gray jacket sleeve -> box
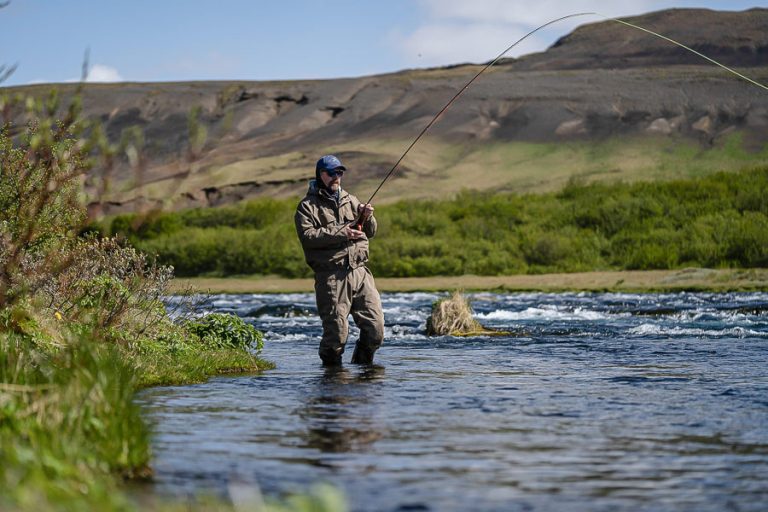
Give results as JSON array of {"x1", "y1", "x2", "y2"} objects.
[
  {"x1": 362, "y1": 215, "x2": 377, "y2": 239},
  {"x1": 295, "y1": 202, "x2": 348, "y2": 249},
  {"x1": 349, "y1": 195, "x2": 377, "y2": 239}
]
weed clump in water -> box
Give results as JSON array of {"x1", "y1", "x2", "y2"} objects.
[{"x1": 426, "y1": 291, "x2": 498, "y2": 336}]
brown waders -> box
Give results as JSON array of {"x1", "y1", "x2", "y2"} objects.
[{"x1": 315, "y1": 266, "x2": 384, "y2": 366}]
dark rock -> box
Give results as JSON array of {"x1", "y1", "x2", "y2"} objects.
[{"x1": 246, "y1": 304, "x2": 315, "y2": 318}]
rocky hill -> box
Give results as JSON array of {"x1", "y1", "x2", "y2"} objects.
[
  {"x1": 4, "y1": 8, "x2": 768, "y2": 213},
  {"x1": 508, "y1": 8, "x2": 768, "y2": 70}
]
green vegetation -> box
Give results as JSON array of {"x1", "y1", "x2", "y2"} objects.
[
  {"x1": 0, "y1": 93, "x2": 272, "y2": 510},
  {"x1": 108, "y1": 166, "x2": 768, "y2": 278},
  {"x1": 1, "y1": 333, "x2": 148, "y2": 511}
]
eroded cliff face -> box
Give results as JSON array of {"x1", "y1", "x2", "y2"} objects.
[{"x1": 5, "y1": 8, "x2": 768, "y2": 213}]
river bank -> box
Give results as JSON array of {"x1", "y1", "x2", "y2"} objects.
[
  {"x1": 0, "y1": 311, "x2": 273, "y2": 511},
  {"x1": 170, "y1": 268, "x2": 768, "y2": 294}
]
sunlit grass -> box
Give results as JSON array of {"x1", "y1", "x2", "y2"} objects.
[{"x1": 100, "y1": 131, "x2": 768, "y2": 209}]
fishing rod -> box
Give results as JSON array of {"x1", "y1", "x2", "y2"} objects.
[
  {"x1": 349, "y1": 12, "x2": 593, "y2": 231},
  {"x1": 350, "y1": 11, "x2": 768, "y2": 230}
]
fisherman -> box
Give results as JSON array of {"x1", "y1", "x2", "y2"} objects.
[{"x1": 294, "y1": 155, "x2": 385, "y2": 366}]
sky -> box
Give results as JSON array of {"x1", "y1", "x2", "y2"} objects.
[{"x1": 0, "y1": 0, "x2": 763, "y2": 86}]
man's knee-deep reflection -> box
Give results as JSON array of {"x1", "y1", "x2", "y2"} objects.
[{"x1": 299, "y1": 365, "x2": 386, "y2": 454}]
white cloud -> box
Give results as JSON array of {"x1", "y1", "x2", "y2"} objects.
[
  {"x1": 87, "y1": 64, "x2": 123, "y2": 82},
  {"x1": 419, "y1": 0, "x2": 661, "y2": 26},
  {"x1": 398, "y1": 22, "x2": 547, "y2": 67}
]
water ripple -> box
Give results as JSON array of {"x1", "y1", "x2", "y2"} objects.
[{"x1": 139, "y1": 291, "x2": 768, "y2": 512}]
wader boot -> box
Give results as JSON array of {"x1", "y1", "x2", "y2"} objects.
[{"x1": 315, "y1": 266, "x2": 384, "y2": 365}]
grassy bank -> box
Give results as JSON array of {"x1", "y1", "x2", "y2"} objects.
[
  {"x1": 171, "y1": 268, "x2": 768, "y2": 294},
  {"x1": 0, "y1": 307, "x2": 272, "y2": 512},
  {"x1": 107, "y1": 166, "x2": 768, "y2": 279},
  {"x1": 0, "y1": 101, "x2": 279, "y2": 511}
]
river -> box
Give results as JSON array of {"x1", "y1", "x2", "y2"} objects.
[{"x1": 136, "y1": 291, "x2": 768, "y2": 511}]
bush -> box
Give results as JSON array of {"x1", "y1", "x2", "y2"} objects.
[
  {"x1": 611, "y1": 228, "x2": 682, "y2": 270},
  {"x1": 0, "y1": 121, "x2": 88, "y2": 308},
  {"x1": 523, "y1": 232, "x2": 573, "y2": 267},
  {"x1": 109, "y1": 211, "x2": 184, "y2": 241},
  {"x1": 37, "y1": 236, "x2": 173, "y2": 343},
  {"x1": 139, "y1": 227, "x2": 222, "y2": 276},
  {"x1": 0, "y1": 85, "x2": 271, "y2": 511},
  {"x1": 724, "y1": 211, "x2": 768, "y2": 267},
  {"x1": 185, "y1": 313, "x2": 264, "y2": 352}
]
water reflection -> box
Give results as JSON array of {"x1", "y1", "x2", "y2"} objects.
[{"x1": 299, "y1": 365, "x2": 386, "y2": 454}]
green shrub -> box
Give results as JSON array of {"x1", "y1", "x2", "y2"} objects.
[
  {"x1": 110, "y1": 167, "x2": 768, "y2": 277},
  {"x1": 185, "y1": 313, "x2": 264, "y2": 352},
  {"x1": 724, "y1": 211, "x2": 768, "y2": 267},
  {"x1": 611, "y1": 228, "x2": 682, "y2": 270},
  {"x1": 139, "y1": 227, "x2": 222, "y2": 275},
  {"x1": 110, "y1": 212, "x2": 184, "y2": 241},
  {"x1": 523, "y1": 232, "x2": 572, "y2": 267},
  {"x1": 0, "y1": 86, "x2": 273, "y2": 511},
  {"x1": 0, "y1": 122, "x2": 87, "y2": 308}
]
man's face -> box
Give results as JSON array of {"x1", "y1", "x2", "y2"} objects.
[{"x1": 321, "y1": 169, "x2": 343, "y2": 191}]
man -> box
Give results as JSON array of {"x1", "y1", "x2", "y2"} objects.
[{"x1": 294, "y1": 155, "x2": 385, "y2": 366}]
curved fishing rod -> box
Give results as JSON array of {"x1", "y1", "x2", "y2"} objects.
[
  {"x1": 351, "y1": 11, "x2": 768, "y2": 229},
  {"x1": 363, "y1": 12, "x2": 595, "y2": 207},
  {"x1": 346, "y1": 12, "x2": 593, "y2": 231}
]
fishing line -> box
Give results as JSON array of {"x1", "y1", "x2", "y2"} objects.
[
  {"x1": 363, "y1": 12, "x2": 595, "y2": 207},
  {"x1": 601, "y1": 15, "x2": 768, "y2": 93},
  {"x1": 348, "y1": 11, "x2": 768, "y2": 229}
]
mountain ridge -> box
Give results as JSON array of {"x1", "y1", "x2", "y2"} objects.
[
  {"x1": 507, "y1": 8, "x2": 768, "y2": 71},
  {"x1": 3, "y1": 8, "x2": 768, "y2": 213}
]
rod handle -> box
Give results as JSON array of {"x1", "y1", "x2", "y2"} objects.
[{"x1": 353, "y1": 213, "x2": 364, "y2": 232}]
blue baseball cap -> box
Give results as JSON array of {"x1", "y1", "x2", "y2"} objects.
[{"x1": 316, "y1": 155, "x2": 346, "y2": 173}]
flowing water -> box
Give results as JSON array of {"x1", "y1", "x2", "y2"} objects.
[{"x1": 137, "y1": 291, "x2": 768, "y2": 511}]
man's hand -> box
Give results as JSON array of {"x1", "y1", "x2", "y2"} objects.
[
  {"x1": 344, "y1": 226, "x2": 367, "y2": 240},
  {"x1": 357, "y1": 203, "x2": 374, "y2": 221}
]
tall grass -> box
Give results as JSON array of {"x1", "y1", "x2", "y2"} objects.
[{"x1": 0, "y1": 332, "x2": 147, "y2": 511}]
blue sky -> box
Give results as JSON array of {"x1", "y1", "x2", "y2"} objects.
[{"x1": 0, "y1": 0, "x2": 763, "y2": 86}]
